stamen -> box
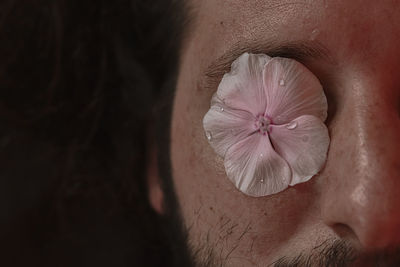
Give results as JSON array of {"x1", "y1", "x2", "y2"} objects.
[{"x1": 255, "y1": 115, "x2": 272, "y2": 135}]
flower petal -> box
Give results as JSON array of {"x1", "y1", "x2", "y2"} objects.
[
  {"x1": 216, "y1": 53, "x2": 271, "y2": 116},
  {"x1": 224, "y1": 133, "x2": 291, "y2": 197},
  {"x1": 263, "y1": 57, "x2": 328, "y2": 124},
  {"x1": 203, "y1": 95, "x2": 256, "y2": 157},
  {"x1": 269, "y1": 115, "x2": 330, "y2": 186}
]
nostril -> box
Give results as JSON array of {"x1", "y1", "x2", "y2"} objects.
[{"x1": 331, "y1": 223, "x2": 360, "y2": 248}]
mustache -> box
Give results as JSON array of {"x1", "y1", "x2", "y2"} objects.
[{"x1": 270, "y1": 239, "x2": 400, "y2": 267}]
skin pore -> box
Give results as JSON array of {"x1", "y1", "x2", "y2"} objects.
[{"x1": 157, "y1": 0, "x2": 400, "y2": 266}]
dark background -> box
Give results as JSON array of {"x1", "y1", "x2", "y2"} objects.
[{"x1": 0, "y1": 1, "x2": 183, "y2": 266}]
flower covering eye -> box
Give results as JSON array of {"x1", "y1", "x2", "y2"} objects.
[{"x1": 203, "y1": 53, "x2": 330, "y2": 197}]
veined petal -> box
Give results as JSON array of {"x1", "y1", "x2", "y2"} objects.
[
  {"x1": 263, "y1": 57, "x2": 328, "y2": 124},
  {"x1": 224, "y1": 133, "x2": 291, "y2": 197},
  {"x1": 269, "y1": 115, "x2": 330, "y2": 186},
  {"x1": 216, "y1": 53, "x2": 271, "y2": 116},
  {"x1": 203, "y1": 95, "x2": 256, "y2": 157}
]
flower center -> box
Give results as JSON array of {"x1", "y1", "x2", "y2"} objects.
[{"x1": 255, "y1": 115, "x2": 272, "y2": 135}]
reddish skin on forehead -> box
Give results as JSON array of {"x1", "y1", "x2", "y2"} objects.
[{"x1": 169, "y1": 0, "x2": 400, "y2": 265}]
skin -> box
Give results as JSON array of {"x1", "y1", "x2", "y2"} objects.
[{"x1": 152, "y1": 0, "x2": 400, "y2": 265}]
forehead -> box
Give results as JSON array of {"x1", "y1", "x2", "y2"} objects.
[{"x1": 183, "y1": 0, "x2": 400, "y2": 75}]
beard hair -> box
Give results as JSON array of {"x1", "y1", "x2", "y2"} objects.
[{"x1": 271, "y1": 239, "x2": 357, "y2": 267}]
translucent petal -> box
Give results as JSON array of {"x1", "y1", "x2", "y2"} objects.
[
  {"x1": 269, "y1": 115, "x2": 330, "y2": 186},
  {"x1": 216, "y1": 53, "x2": 271, "y2": 116},
  {"x1": 263, "y1": 57, "x2": 328, "y2": 124},
  {"x1": 224, "y1": 133, "x2": 292, "y2": 197},
  {"x1": 203, "y1": 95, "x2": 256, "y2": 157}
]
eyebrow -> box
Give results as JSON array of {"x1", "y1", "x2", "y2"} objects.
[{"x1": 202, "y1": 40, "x2": 333, "y2": 90}]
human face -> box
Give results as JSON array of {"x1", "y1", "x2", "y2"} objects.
[{"x1": 169, "y1": 0, "x2": 400, "y2": 265}]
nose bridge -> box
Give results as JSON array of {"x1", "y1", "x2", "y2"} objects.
[
  {"x1": 350, "y1": 80, "x2": 399, "y2": 180},
  {"x1": 322, "y1": 75, "x2": 400, "y2": 249}
]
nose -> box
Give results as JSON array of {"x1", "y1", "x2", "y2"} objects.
[{"x1": 321, "y1": 74, "x2": 400, "y2": 250}]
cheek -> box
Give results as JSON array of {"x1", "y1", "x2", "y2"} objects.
[{"x1": 170, "y1": 75, "x2": 229, "y2": 226}]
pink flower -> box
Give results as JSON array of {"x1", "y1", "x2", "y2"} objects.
[{"x1": 203, "y1": 53, "x2": 330, "y2": 197}]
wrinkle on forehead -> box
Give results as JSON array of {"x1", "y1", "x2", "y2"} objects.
[
  {"x1": 190, "y1": 0, "x2": 316, "y2": 30},
  {"x1": 180, "y1": 0, "x2": 327, "y2": 77}
]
